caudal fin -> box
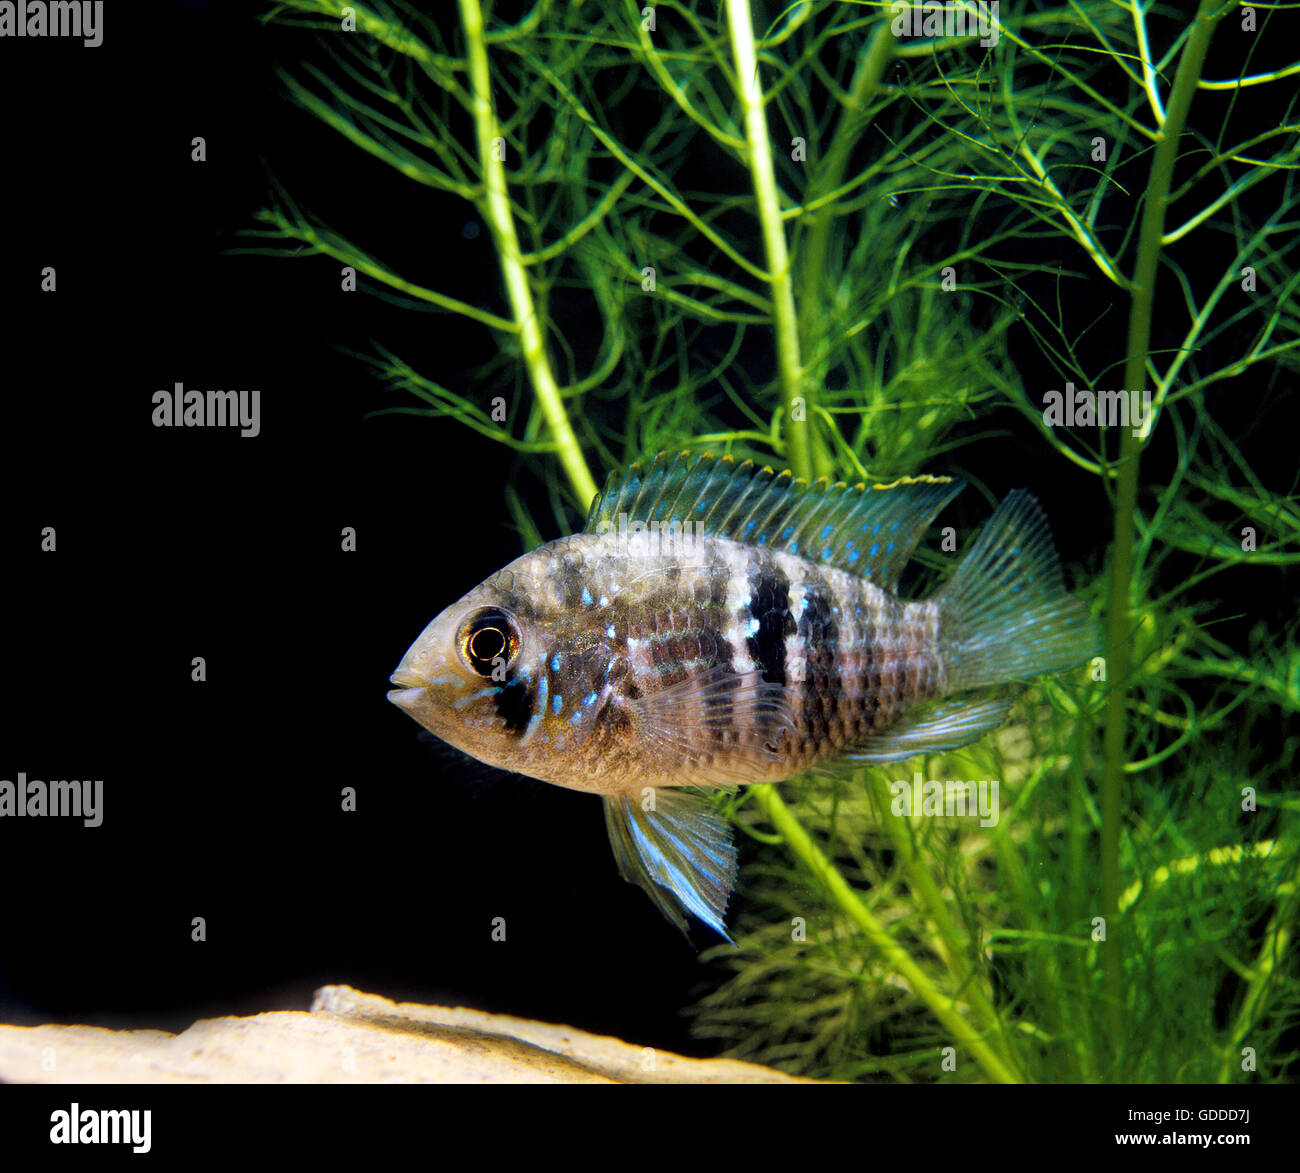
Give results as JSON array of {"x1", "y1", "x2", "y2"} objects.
[{"x1": 935, "y1": 490, "x2": 1098, "y2": 692}]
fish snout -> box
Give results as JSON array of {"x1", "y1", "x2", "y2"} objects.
[
  {"x1": 388, "y1": 645, "x2": 456, "y2": 716},
  {"x1": 387, "y1": 685, "x2": 426, "y2": 712}
]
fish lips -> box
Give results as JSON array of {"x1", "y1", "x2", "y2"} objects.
[
  {"x1": 387, "y1": 668, "x2": 431, "y2": 714},
  {"x1": 387, "y1": 685, "x2": 426, "y2": 711}
]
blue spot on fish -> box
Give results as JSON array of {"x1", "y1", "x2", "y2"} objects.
[
  {"x1": 583, "y1": 691, "x2": 598, "y2": 707},
  {"x1": 552, "y1": 693, "x2": 563, "y2": 715},
  {"x1": 582, "y1": 587, "x2": 594, "y2": 606},
  {"x1": 848, "y1": 549, "x2": 860, "y2": 563},
  {"x1": 550, "y1": 653, "x2": 563, "y2": 671},
  {"x1": 606, "y1": 625, "x2": 616, "y2": 639},
  {"x1": 870, "y1": 543, "x2": 879, "y2": 556}
]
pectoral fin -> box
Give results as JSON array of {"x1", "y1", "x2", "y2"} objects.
[
  {"x1": 603, "y1": 789, "x2": 738, "y2": 943},
  {"x1": 626, "y1": 664, "x2": 796, "y2": 786}
]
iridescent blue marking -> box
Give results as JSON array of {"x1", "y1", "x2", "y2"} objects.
[
  {"x1": 606, "y1": 624, "x2": 616, "y2": 639},
  {"x1": 821, "y1": 524, "x2": 833, "y2": 538},
  {"x1": 848, "y1": 548, "x2": 860, "y2": 563},
  {"x1": 870, "y1": 543, "x2": 879, "y2": 556},
  {"x1": 453, "y1": 686, "x2": 498, "y2": 711},
  {"x1": 550, "y1": 653, "x2": 563, "y2": 671},
  {"x1": 552, "y1": 693, "x2": 563, "y2": 715},
  {"x1": 582, "y1": 586, "x2": 594, "y2": 606},
  {"x1": 520, "y1": 674, "x2": 547, "y2": 747},
  {"x1": 583, "y1": 691, "x2": 598, "y2": 707}
]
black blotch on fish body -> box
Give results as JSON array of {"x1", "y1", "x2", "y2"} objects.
[
  {"x1": 800, "y1": 585, "x2": 837, "y2": 743},
  {"x1": 495, "y1": 675, "x2": 534, "y2": 736},
  {"x1": 701, "y1": 624, "x2": 734, "y2": 743},
  {"x1": 747, "y1": 565, "x2": 794, "y2": 687}
]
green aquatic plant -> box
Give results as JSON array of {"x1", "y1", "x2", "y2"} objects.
[{"x1": 252, "y1": 0, "x2": 1300, "y2": 1082}]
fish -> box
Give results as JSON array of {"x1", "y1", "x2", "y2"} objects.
[{"x1": 388, "y1": 451, "x2": 1098, "y2": 940}]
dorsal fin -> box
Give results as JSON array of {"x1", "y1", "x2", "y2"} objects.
[{"x1": 584, "y1": 451, "x2": 963, "y2": 590}]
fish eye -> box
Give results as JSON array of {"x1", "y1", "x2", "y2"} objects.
[{"x1": 457, "y1": 607, "x2": 520, "y2": 678}]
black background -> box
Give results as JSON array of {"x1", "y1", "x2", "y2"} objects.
[{"x1": 0, "y1": 0, "x2": 1294, "y2": 1066}]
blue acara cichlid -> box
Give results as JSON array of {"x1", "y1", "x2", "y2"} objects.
[{"x1": 388, "y1": 451, "x2": 1097, "y2": 940}]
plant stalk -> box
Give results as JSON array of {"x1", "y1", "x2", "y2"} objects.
[
  {"x1": 752, "y1": 784, "x2": 1021, "y2": 1084},
  {"x1": 1101, "y1": 0, "x2": 1222, "y2": 1058},
  {"x1": 796, "y1": 22, "x2": 896, "y2": 480},
  {"x1": 725, "y1": 0, "x2": 811, "y2": 480},
  {"x1": 458, "y1": 0, "x2": 598, "y2": 506}
]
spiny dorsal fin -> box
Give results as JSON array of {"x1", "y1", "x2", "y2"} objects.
[{"x1": 584, "y1": 451, "x2": 963, "y2": 590}]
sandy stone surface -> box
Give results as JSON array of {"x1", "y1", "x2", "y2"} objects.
[{"x1": 0, "y1": 984, "x2": 806, "y2": 1084}]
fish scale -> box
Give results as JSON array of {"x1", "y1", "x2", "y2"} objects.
[
  {"x1": 528, "y1": 534, "x2": 950, "y2": 784},
  {"x1": 389, "y1": 451, "x2": 1098, "y2": 940}
]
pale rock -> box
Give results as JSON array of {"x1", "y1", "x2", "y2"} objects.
[{"x1": 0, "y1": 984, "x2": 806, "y2": 1084}]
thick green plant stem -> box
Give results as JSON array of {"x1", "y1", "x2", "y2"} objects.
[
  {"x1": 458, "y1": 0, "x2": 598, "y2": 506},
  {"x1": 751, "y1": 784, "x2": 1022, "y2": 1084},
  {"x1": 796, "y1": 23, "x2": 895, "y2": 481},
  {"x1": 1101, "y1": 0, "x2": 1222, "y2": 1055},
  {"x1": 1216, "y1": 887, "x2": 1296, "y2": 1083},
  {"x1": 725, "y1": 0, "x2": 811, "y2": 481},
  {"x1": 864, "y1": 774, "x2": 1023, "y2": 1077}
]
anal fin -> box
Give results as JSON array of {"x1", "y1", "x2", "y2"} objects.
[
  {"x1": 603, "y1": 789, "x2": 738, "y2": 942},
  {"x1": 846, "y1": 694, "x2": 1013, "y2": 764}
]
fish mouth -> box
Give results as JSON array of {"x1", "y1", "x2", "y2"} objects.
[
  {"x1": 388, "y1": 668, "x2": 428, "y2": 709},
  {"x1": 387, "y1": 686, "x2": 425, "y2": 710}
]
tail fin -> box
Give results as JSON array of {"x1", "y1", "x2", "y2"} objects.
[{"x1": 935, "y1": 490, "x2": 1098, "y2": 692}]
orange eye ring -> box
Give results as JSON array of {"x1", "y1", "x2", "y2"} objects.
[{"x1": 458, "y1": 607, "x2": 520, "y2": 678}]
